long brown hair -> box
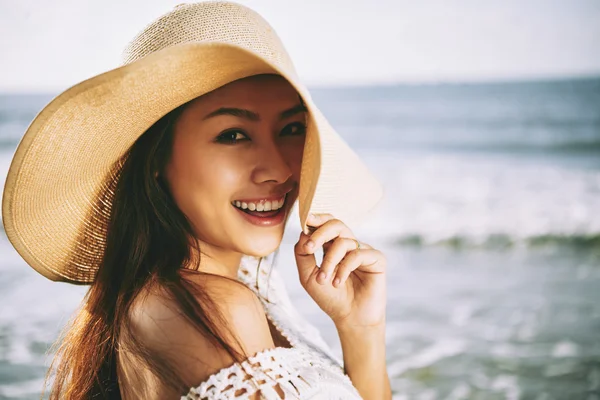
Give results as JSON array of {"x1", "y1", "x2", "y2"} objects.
[{"x1": 44, "y1": 100, "x2": 261, "y2": 398}]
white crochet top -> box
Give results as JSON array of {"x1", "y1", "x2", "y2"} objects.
[{"x1": 181, "y1": 255, "x2": 363, "y2": 399}]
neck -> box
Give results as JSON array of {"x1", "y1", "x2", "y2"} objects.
[{"x1": 184, "y1": 240, "x2": 243, "y2": 280}]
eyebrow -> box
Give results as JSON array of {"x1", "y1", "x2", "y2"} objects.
[{"x1": 202, "y1": 103, "x2": 308, "y2": 121}]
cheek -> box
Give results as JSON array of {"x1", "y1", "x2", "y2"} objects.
[
  {"x1": 281, "y1": 138, "x2": 305, "y2": 178},
  {"x1": 167, "y1": 144, "x2": 246, "y2": 219}
]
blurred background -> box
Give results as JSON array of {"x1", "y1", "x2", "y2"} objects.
[{"x1": 1, "y1": 0, "x2": 599, "y2": 399}]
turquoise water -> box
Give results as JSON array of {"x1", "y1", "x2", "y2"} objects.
[{"x1": 1, "y1": 77, "x2": 599, "y2": 399}]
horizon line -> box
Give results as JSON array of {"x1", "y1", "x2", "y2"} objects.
[{"x1": 1, "y1": 72, "x2": 599, "y2": 95}]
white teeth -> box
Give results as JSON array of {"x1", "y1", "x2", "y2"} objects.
[{"x1": 232, "y1": 194, "x2": 287, "y2": 212}]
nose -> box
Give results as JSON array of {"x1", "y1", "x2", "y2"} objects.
[{"x1": 251, "y1": 139, "x2": 293, "y2": 184}]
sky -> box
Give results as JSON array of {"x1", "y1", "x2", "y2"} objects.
[{"x1": 0, "y1": 0, "x2": 599, "y2": 92}]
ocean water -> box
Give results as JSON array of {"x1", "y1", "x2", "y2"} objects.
[{"x1": 1, "y1": 77, "x2": 599, "y2": 399}]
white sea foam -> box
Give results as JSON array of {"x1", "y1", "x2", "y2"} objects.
[
  {"x1": 356, "y1": 150, "x2": 600, "y2": 244},
  {"x1": 551, "y1": 340, "x2": 579, "y2": 358},
  {"x1": 0, "y1": 378, "x2": 47, "y2": 398},
  {"x1": 387, "y1": 338, "x2": 466, "y2": 376}
]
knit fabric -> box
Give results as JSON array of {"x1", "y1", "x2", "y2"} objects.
[{"x1": 181, "y1": 255, "x2": 363, "y2": 399}]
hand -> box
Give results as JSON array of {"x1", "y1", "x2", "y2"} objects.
[{"x1": 294, "y1": 213, "x2": 387, "y2": 329}]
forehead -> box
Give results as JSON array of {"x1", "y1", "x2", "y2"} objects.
[{"x1": 190, "y1": 74, "x2": 300, "y2": 110}]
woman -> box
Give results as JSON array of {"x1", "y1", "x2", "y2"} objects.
[{"x1": 2, "y1": 2, "x2": 390, "y2": 399}]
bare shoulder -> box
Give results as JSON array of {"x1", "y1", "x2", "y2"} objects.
[{"x1": 126, "y1": 273, "x2": 276, "y2": 392}]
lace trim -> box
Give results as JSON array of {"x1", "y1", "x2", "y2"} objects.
[{"x1": 182, "y1": 346, "x2": 332, "y2": 399}]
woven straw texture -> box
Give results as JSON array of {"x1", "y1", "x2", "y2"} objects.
[{"x1": 1, "y1": 1, "x2": 383, "y2": 284}]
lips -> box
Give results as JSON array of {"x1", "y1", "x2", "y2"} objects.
[
  {"x1": 231, "y1": 194, "x2": 286, "y2": 213},
  {"x1": 231, "y1": 192, "x2": 291, "y2": 227},
  {"x1": 232, "y1": 196, "x2": 287, "y2": 227}
]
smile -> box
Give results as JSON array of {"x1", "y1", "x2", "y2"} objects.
[
  {"x1": 231, "y1": 194, "x2": 288, "y2": 227},
  {"x1": 231, "y1": 194, "x2": 287, "y2": 212}
]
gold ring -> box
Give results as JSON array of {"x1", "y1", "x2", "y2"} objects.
[{"x1": 352, "y1": 238, "x2": 361, "y2": 250}]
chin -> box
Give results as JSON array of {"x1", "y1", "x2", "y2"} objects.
[{"x1": 241, "y1": 234, "x2": 283, "y2": 257}]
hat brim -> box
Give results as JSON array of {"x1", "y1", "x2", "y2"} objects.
[{"x1": 2, "y1": 42, "x2": 383, "y2": 283}]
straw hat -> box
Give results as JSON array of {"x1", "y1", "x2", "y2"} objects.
[{"x1": 1, "y1": 1, "x2": 383, "y2": 284}]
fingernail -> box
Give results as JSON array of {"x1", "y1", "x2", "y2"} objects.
[
  {"x1": 333, "y1": 277, "x2": 341, "y2": 287},
  {"x1": 305, "y1": 240, "x2": 314, "y2": 249},
  {"x1": 317, "y1": 271, "x2": 327, "y2": 283}
]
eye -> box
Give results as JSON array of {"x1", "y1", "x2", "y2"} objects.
[
  {"x1": 215, "y1": 129, "x2": 249, "y2": 144},
  {"x1": 280, "y1": 122, "x2": 306, "y2": 136}
]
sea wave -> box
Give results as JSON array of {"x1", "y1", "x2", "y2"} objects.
[{"x1": 394, "y1": 232, "x2": 600, "y2": 252}]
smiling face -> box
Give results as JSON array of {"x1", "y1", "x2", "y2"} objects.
[{"x1": 163, "y1": 74, "x2": 306, "y2": 259}]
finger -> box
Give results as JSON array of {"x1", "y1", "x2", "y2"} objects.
[
  {"x1": 305, "y1": 219, "x2": 354, "y2": 254},
  {"x1": 332, "y1": 249, "x2": 384, "y2": 288},
  {"x1": 294, "y1": 231, "x2": 320, "y2": 286},
  {"x1": 306, "y1": 213, "x2": 336, "y2": 227},
  {"x1": 305, "y1": 213, "x2": 352, "y2": 237},
  {"x1": 317, "y1": 237, "x2": 359, "y2": 285},
  {"x1": 303, "y1": 213, "x2": 334, "y2": 235}
]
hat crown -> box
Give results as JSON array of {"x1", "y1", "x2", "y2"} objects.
[{"x1": 121, "y1": 1, "x2": 297, "y2": 75}]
